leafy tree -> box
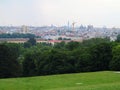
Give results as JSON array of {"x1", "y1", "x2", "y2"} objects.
[
  {"x1": 38, "y1": 49, "x2": 73, "y2": 75},
  {"x1": 116, "y1": 34, "x2": 120, "y2": 42},
  {"x1": 27, "y1": 37, "x2": 36, "y2": 46},
  {"x1": 54, "y1": 41, "x2": 66, "y2": 49},
  {"x1": 22, "y1": 51, "x2": 37, "y2": 76},
  {"x1": 76, "y1": 54, "x2": 92, "y2": 72},
  {"x1": 90, "y1": 43, "x2": 112, "y2": 71},
  {"x1": 82, "y1": 38, "x2": 110, "y2": 47},
  {"x1": 109, "y1": 45, "x2": 120, "y2": 71},
  {"x1": 24, "y1": 37, "x2": 36, "y2": 48},
  {"x1": 69, "y1": 47, "x2": 92, "y2": 72},
  {"x1": 58, "y1": 37, "x2": 62, "y2": 40},
  {"x1": 0, "y1": 44, "x2": 21, "y2": 78},
  {"x1": 24, "y1": 42, "x2": 32, "y2": 48},
  {"x1": 65, "y1": 41, "x2": 80, "y2": 50}
]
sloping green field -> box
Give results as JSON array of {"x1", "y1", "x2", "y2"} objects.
[{"x1": 0, "y1": 71, "x2": 120, "y2": 90}]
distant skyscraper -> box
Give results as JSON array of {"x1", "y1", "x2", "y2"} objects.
[
  {"x1": 21, "y1": 25, "x2": 29, "y2": 34},
  {"x1": 67, "y1": 21, "x2": 70, "y2": 31},
  {"x1": 87, "y1": 25, "x2": 93, "y2": 30}
]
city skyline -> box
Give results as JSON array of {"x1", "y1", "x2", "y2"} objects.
[{"x1": 0, "y1": 0, "x2": 120, "y2": 28}]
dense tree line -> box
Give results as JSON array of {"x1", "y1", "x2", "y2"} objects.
[
  {"x1": 0, "y1": 37, "x2": 120, "y2": 78},
  {"x1": 0, "y1": 33, "x2": 38, "y2": 38}
]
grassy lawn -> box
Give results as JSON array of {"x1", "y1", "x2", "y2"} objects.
[{"x1": 0, "y1": 71, "x2": 120, "y2": 90}]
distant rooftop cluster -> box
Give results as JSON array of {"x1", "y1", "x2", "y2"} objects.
[{"x1": 0, "y1": 25, "x2": 120, "y2": 41}]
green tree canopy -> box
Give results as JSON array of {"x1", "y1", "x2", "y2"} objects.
[{"x1": 0, "y1": 43, "x2": 21, "y2": 78}]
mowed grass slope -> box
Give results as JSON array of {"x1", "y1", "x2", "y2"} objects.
[{"x1": 0, "y1": 71, "x2": 120, "y2": 90}]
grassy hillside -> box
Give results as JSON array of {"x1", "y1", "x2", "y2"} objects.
[{"x1": 0, "y1": 71, "x2": 120, "y2": 90}]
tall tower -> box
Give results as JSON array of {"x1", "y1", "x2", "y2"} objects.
[{"x1": 72, "y1": 22, "x2": 76, "y2": 32}]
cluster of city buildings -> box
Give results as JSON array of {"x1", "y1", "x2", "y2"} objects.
[{"x1": 0, "y1": 24, "x2": 120, "y2": 42}]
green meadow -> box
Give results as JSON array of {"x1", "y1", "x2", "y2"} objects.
[{"x1": 0, "y1": 71, "x2": 120, "y2": 90}]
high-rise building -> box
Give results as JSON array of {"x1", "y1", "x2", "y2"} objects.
[
  {"x1": 67, "y1": 21, "x2": 70, "y2": 31},
  {"x1": 21, "y1": 25, "x2": 29, "y2": 34}
]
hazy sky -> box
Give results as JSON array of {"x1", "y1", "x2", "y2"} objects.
[{"x1": 0, "y1": 0, "x2": 120, "y2": 27}]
